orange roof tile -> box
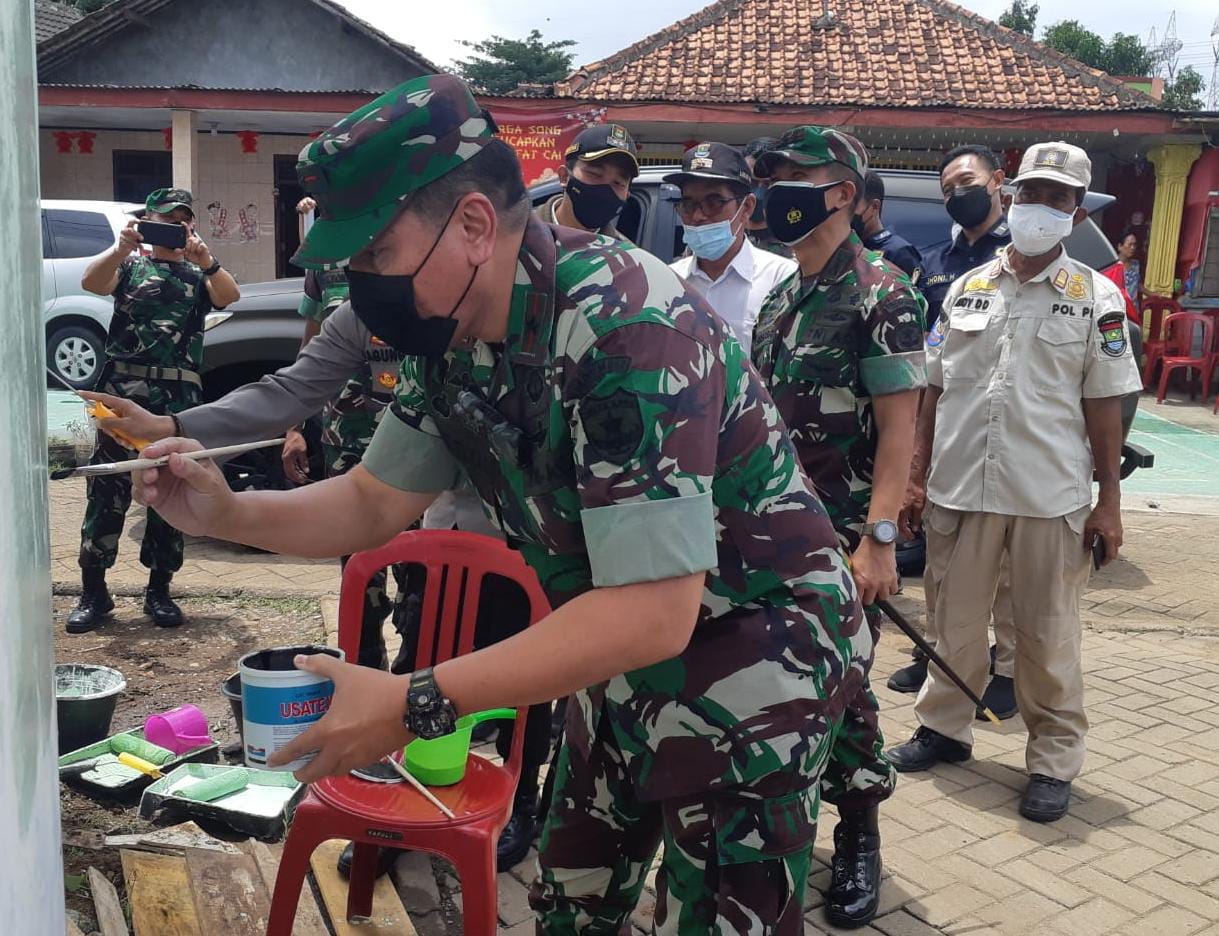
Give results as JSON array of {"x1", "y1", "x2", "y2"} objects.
[{"x1": 554, "y1": 0, "x2": 1157, "y2": 111}]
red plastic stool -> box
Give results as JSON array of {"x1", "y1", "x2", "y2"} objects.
[
  {"x1": 266, "y1": 530, "x2": 551, "y2": 936},
  {"x1": 1156, "y1": 312, "x2": 1216, "y2": 403}
]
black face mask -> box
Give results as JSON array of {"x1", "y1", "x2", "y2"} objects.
[
  {"x1": 749, "y1": 184, "x2": 768, "y2": 224},
  {"x1": 764, "y1": 181, "x2": 845, "y2": 246},
  {"x1": 850, "y1": 213, "x2": 868, "y2": 238},
  {"x1": 565, "y1": 176, "x2": 626, "y2": 230},
  {"x1": 347, "y1": 204, "x2": 478, "y2": 359},
  {"x1": 945, "y1": 183, "x2": 994, "y2": 229}
]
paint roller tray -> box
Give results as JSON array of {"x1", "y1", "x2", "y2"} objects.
[
  {"x1": 139, "y1": 764, "x2": 305, "y2": 841},
  {"x1": 58, "y1": 727, "x2": 219, "y2": 804}
]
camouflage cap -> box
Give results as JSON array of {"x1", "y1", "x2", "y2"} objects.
[
  {"x1": 753, "y1": 126, "x2": 868, "y2": 182},
  {"x1": 292, "y1": 74, "x2": 496, "y2": 269},
  {"x1": 145, "y1": 188, "x2": 194, "y2": 218}
]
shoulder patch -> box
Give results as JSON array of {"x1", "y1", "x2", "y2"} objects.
[
  {"x1": 1053, "y1": 269, "x2": 1069, "y2": 290},
  {"x1": 1097, "y1": 312, "x2": 1128, "y2": 358},
  {"x1": 580, "y1": 389, "x2": 644, "y2": 464},
  {"x1": 926, "y1": 314, "x2": 947, "y2": 348}
]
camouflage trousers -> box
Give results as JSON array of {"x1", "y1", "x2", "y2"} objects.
[
  {"x1": 327, "y1": 436, "x2": 395, "y2": 670},
  {"x1": 821, "y1": 607, "x2": 896, "y2": 810},
  {"x1": 530, "y1": 711, "x2": 828, "y2": 935},
  {"x1": 79, "y1": 375, "x2": 201, "y2": 574}
]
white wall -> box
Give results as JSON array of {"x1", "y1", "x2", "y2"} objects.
[
  {"x1": 40, "y1": 128, "x2": 315, "y2": 284},
  {"x1": 1, "y1": 1, "x2": 65, "y2": 930}
]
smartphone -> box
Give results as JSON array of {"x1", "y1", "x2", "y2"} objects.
[
  {"x1": 1091, "y1": 534, "x2": 1106, "y2": 570},
  {"x1": 137, "y1": 219, "x2": 187, "y2": 250}
]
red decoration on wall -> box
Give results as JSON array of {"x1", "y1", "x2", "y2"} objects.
[
  {"x1": 53, "y1": 131, "x2": 75, "y2": 154},
  {"x1": 236, "y1": 131, "x2": 259, "y2": 154},
  {"x1": 76, "y1": 131, "x2": 96, "y2": 154},
  {"x1": 163, "y1": 127, "x2": 174, "y2": 150},
  {"x1": 1003, "y1": 148, "x2": 1023, "y2": 178}
]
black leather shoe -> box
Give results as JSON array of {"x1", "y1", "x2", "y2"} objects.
[
  {"x1": 824, "y1": 809, "x2": 881, "y2": 929},
  {"x1": 976, "y1": 675, "x2": 1018, "y2": 721},
  {"x1": 496, "y1": 803, "x2": 537, "y2": 872},
  {"x1": 337, "y1": 842, "x2": 401, "y2": 880},
  {"x1": 143, "y1": 578, "x2": 183, "y2": 628},
  {"x1": 887, "y1": 726, "x2": 971, "y2": 773},
  {"x1": 66, "y1": 574, "x2": 114, "y2": 634},
  {"x1": 887, "y1": 657, "x2": 928, "y2": 694},
  {"x1": 1020, "y1": 774, "x2": 1071, "y2": 822}
]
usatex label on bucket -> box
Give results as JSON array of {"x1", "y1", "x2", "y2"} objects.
[{"x1": 238, "y1": 646, "x2": 344, "y2": 772}]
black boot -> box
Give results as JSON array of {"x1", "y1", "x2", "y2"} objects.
[
  {"x1": 825, "y1": 806, "x2": 882, "y2": 929},
  {"x1": 143, "y1": 571, "x2": 183, "y2": 628},
  {"x1": 497, "y1": 789, "x2": 538, "y2": 872},
  {"x1": 337, "y1": 842, "x2": 401, "y2": 880},
  {"x1": 66, "y1": 570, "x2": 114, "y2": 634},
  {"x1": 887, "y1": 726, "x2": 972, "y2": 773},
  {"x1": 887, "y1": 655, "x2": 928, "y2": 694},
  {"x1": 976, "y1": 674, "x2": 1018, "y2": 721}
]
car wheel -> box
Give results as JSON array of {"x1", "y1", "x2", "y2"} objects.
[{"x1": 48, "y1": 325, "x2": 106, "y2": 389}]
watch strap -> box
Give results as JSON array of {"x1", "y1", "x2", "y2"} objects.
[{"x1": 201, "y1": 260, "x2": 221, "y2": 276}]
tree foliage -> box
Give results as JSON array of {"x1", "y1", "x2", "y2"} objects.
[
  {"x1": 998, "y1": 0, "x2": 1038, "y2": 37},
  {"x1": 1162, "y1": 66, "x2": 1206, "y2": 111},
  {"x1": 454, "y1": 30, "x2": 577, "y2": 95}
]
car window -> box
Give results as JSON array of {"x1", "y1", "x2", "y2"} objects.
[
  {"x1": 41, "y1": 211, "x2": 53, "y2": 260},
  {"x1": 45, "y1": 209, "x2": 115, "y2": 260},
  {"x1": 616, "y1": 192, "x2": 646, "y2": 246},
  {"x1": 880, "y1": 198, "x2": 953, "y2": 252}
]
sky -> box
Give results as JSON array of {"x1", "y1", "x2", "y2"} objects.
[{"x1": 337, "y1": 0, "x2": 1218, "y2": 78}]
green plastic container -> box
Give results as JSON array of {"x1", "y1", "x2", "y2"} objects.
[{"x1": 403, "y1": 708, "x2": 516, "y2": 786}]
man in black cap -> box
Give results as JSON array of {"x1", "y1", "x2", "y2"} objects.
[
  {"x1": 854, "y1": 171, "x2": 922, "y2": 281},
  {"x1": 667, "y1": 142, "x2": 795, "y2": 353},
  {"x1": 537, "y1": 123, "x2": 639, "y2": 238}
]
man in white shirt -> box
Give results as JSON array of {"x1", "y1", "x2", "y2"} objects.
[
  {"x1": 890, "y1": 142, "x2": 1143, "y2": 823},
  {"x1": 667, "y1": 142, "x2": 795, "y2": 353}
]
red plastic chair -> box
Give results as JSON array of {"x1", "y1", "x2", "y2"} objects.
[
  {"x1": 266, "y1": 530, "x2": 551, "y2": 936},
  {"x1": 1141, "y1": 296, "x2": 1182, "y2": 388},
  {"x1": 1155, "y1": 312, "x2": 1216, "y2": 403}
]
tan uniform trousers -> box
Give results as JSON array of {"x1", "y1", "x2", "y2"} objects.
[
  {"x1": 914, "y1": 503, "x2": 1092, "y2": 780},
  {"x1": 924, "y1": 556, "x2": 1015, "y2": 678}
]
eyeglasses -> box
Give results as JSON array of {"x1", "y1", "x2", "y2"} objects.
[{"x1": 676, "y1": 194, "x2": 743, "y2": 219}]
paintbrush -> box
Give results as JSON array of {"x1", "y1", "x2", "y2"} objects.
[
  {"x1": 381, "y1": 756, "x2": 457, "y2": 819},
  {"x1": 52, "y1": 438, "x2": 286, "y2": 480}
]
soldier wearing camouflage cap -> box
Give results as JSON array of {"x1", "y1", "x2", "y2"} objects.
[
  {"x1": 752, "y1": 125, "x2": 928, "y2": 928},
  {"x1": 68, "y1": 188, "x2": 239, "y2": 633},
  {"x1": 135, "y1": 74, "x2": 868, "y2": 933}
]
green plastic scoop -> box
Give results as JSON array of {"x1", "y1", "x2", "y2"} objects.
[{"x1": 403, "y1": 708, "x2": 517, "y2": 786}]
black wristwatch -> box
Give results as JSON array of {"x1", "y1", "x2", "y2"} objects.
[
  {"x1": 201, "y1": 259, "x2": 222, "y2": 276},
  {"x1": 405, "y1": 667, "x2": 458, "y2": 740},
  {"x1": 862, "y1": 520, "x2": 899, "y2": 545}
]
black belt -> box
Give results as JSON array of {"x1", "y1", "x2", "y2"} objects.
[{"x1": 110, "y1": 361, "x2": 202, "y2": 388}]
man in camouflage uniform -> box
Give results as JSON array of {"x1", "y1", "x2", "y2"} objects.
[
  {"x1": 68, "y1": 188, "x2": 239, "y2": 633},
  {"x1": 135, "y1": 75, "x2": 866, "y2": 934},
  {"x1": 752, "y1": 128, "x2": 927, "y2": 928},
  {"x1": 279, "y1": 258, "x2": 404, "y2": 671}
]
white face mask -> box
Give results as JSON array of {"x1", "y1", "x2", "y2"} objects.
[{"x1": 1008, "y1": 203, "x2": 1074, "y2": 257}]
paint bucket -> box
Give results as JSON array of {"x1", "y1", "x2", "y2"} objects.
[
  {"x1": 144, "y1": 704, "x2": 212, "y2": 755},
  {"x1": 221, "y1": 672, "x2": 244, "y2": 745},
  {"x1": 55, "y1": 664, "x2": 126, "y2": 755},
  {"x1": 238, "y1": 645, "x2": 344, "y2": 772}
]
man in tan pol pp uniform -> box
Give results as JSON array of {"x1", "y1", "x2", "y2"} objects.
[{"x1": 888, "y1": 142, "x2": 1142, "y2": 823}]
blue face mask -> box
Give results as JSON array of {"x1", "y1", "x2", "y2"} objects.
[{"x1": 682, "y1": 202, "x2": 745, "y2": 261}]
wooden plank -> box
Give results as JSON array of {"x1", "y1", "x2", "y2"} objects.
[
  {"x1": 310, "y1": 839, "x2": 417, "y2": 936},
  {"x1": 87, "y1": 866, "x2": 130, "y2": 936},
  {"x1": 119, "y1": 850, "x2": 203, "y2": 936},
  {"x1": 183, "y1": 848, "x2": 270, "y2": 936},
  {"x1": 238, "y1": 840, "x2": 329, "y2": 936}
]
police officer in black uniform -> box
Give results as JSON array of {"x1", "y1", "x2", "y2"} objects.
[
  {"x1": 854, "y1": 170, "x2": 922, "y2": 280},
  {"x1": 918, "y1": 145, "x2": 1011, "y2": 329}
]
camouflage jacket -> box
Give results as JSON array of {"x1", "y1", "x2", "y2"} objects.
[
  {"x1": 106, "y1": 256, "x2": 214, "y2": 370},
  {"x1": 363, "y1": 217, "x2": 866, "y2": 800},
  {"x1": 752, "y1": 234, "x2": 928, "y2": 552}
]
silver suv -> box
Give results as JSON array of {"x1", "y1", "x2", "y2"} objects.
[{"x1": 41, "y1": 199, "x2": 142, "y2": 388}]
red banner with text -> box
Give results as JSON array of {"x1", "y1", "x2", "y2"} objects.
[{"x1": 490, "y1": 106, "x2": 608, "y2": 188}]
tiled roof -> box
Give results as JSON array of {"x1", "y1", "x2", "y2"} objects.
[
  {"x1": 34, "y1": 0, "x2": 83, "y2": 44},
  {"x1": 556, "y1": 0, "x2": 1159, "y2": 111}
]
